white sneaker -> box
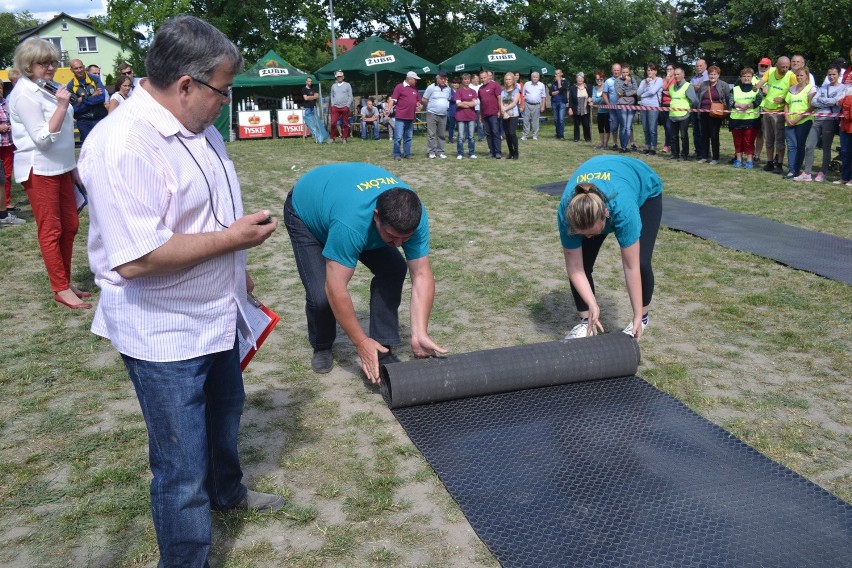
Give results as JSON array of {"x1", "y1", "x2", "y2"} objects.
[
  {"x1": 564, "y1": 322, "x2": 589, "y2": 340},
  {"x1": 456, "y1": 155, "x2": 463, "y2": 160},
  {"x1": 622, "y1": 320, "x2": 647, "y2": 337},
  {"x1": 469, "y1": 154, "x2": 477, "y2": 159},
  {"x1": 439, "y1": 153, "x2": 447, "y2": 159},
  {"x1": 428, "y1": 153, "x2": 436, "y2": 159},
  {"x1": 0, "y1": 213, "x2": 25, "y2": 225},
  {"x1": 533, "y1": 136, "x2": 538, "y2": 140},
  {"x1": 521, "y1": 136, "x2": 527, "y2": 141}
]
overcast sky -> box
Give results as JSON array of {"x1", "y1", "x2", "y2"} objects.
[{"x1": 5, "y1": 0, "x2": 107, "y2": 23}]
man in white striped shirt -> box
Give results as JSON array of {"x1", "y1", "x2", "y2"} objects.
[{"x1": 79, "y1": 16, "x2": 280, "y2": 567}]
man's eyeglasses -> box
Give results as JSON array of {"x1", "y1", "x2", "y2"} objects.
[
  {"x1": 35, "y1": 60, "x2": 58, "y2": 68},
  {"x1": 193, "y1": 77, "x2": 232, "y2": 99},
  {"x1": 121, "y1": 70, "x2": 133, "y2": 76}
]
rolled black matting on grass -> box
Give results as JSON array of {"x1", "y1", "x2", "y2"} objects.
[
  {"x1": 382, "y1": 334, "x2": 852, "y2": 567},
  {"x1": 533, "y1": 181, "x2": 852, "y2": 284},
  {"x1": 381, "y1": 334, "x2": 640, "y2": 408}
]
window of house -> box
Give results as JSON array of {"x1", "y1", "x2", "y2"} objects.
[
  {"x1": 62, "y1": 21, "x2": 68, "y2": 31},
  {"x1": 77, "y1": 37, "x2": 98, "y2": 53},
  {"x1": 43, "y1": 37, "x2": 62, "y2": 51}
]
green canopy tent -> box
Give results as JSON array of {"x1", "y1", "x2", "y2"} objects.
[
  {"x1": 215, "y1": 49, "x2": 315, "y2": 140},
  {"x1": 439, "y1": 34, "x2": 554, "y2": 76},
  {"x1": 314, "y1": 36, "x2": 437, "y2": 98}
]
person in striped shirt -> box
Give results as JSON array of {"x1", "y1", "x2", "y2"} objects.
[{"x1": 80, "y1": 16, "x2": 282, "y2": 566}]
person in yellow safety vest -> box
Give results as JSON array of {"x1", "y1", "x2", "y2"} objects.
[
  {"x1": 728, "y1": 67, "x2": 764, "y2": 169},
  {"x1": 783, "y1": 67, "x2": 817, "y2": 180},
  {"x1": 666, "y1": 66, "x2": 698, "y2": 161},
  {"x1": 754, "y1": 56, "x2": 797, "y2": 173}
]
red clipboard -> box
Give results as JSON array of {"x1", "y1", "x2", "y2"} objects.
[{"x1": 239, "y1": 297, "x2": 281, "y2": 371}]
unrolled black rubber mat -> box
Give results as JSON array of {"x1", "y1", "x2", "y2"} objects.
[{"x1": 383, "y1": 335, "x2": 852, "y2": 567}]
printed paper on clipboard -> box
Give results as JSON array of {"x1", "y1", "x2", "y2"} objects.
[{"x1": 238, "y1": 295, "x2": 281, "y2": 370}]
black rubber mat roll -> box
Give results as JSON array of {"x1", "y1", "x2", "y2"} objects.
[{"x1": 381, "y1": 333, "x2": 639, "y2": 408}]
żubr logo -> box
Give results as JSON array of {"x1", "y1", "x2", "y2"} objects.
[
  {"x1": 366, "y1": 52, "x2": 396, "y2": 67},
  {"x1": 488, "y1": 48, "x2": 516, "y2": 62},
  {"x1": 259, "y1": 67, "x2": 289, "y2": 77},
  {"x1": 455, "y1": 64, "x2": 465, "y2": 72}
]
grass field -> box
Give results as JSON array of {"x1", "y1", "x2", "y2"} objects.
[{"x1": 0, "y1": 122, "x2": 850, "y2": 567}]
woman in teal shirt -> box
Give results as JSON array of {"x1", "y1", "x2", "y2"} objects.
[{"x1": 558, "y1": 155, "x2": 663, "y2": 340}]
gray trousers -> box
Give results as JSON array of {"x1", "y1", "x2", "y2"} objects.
[
  {"x1": 523, "y1": 102, "x2": 541, "y2": 137},
  {"x1": 762, "y1": 113, "x2": 787, "y2": 165},
  {"x1": 426, "y1": 112, "x2": 447, "y2": 155},
  {"x1": 802, "y1": 119, "x2": 836, "y2": 174}
]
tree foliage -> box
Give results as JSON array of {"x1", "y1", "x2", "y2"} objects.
[
  {"x1": 0, "y1": 11, "x2": 40, "y2": 68},
  {"x1": 7, "y1": 0, "x2": 846, "y2": 82}
]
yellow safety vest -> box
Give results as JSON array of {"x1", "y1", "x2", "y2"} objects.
[
  {"x1": 669, "y1": 83, "x2": 690, "y2": 118},
  {"x1": 761, "y1": 68, "x2": 794, "y2": 111},
  {"x1": 730, "y1": 86, "x2": 759, "y2": 120},
  {"x1": 785, "y1": 86, "x2": 814, "y2": 124}
]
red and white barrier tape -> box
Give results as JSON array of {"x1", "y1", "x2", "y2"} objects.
[{"x1": 594, "y1": 104, "x2": 843, "y2": 118}]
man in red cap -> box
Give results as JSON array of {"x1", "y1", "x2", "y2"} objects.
[{"x1": 753, "y1": 57, "x2": 772, "y2": 163}]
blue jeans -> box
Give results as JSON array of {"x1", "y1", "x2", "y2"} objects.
[
  {"x1": 841, "y1": 130, "x2": 852, "y2": 182},
  {"x1": 640, "y1": 109, "x2": 659, "y2": 148},
  {"x1": 304, "y1": 107, "x2": 316, "y2": 137},
  {"x1": 552, "y1": 100, "x2": 566, "y2": 138},
  {"x1": 456, "y1": 121, "x2": 476, "y2": 156},
  {"x1": 691, "y1": 113, "x2": 702, "y2": 157},
  {"x1": 283, "y1": 192, "x2": 406, "y2": 349},
  {"x1": 608, "y1": 111, "x2": 620, "y2": 144},
  {"x1": 482, "y1": 114, "x2": 501, "y2": 157},
  {"x1": 617, "y1": 109, "x2": 635, "y2": 149},
  {"x1": 361, "y1": 120, "x2": 379, "y2": 139},
  {"x1": 785, "y1": 121, "x2": 812, "y2": 175},
  {"x1": 122, "y1": 337, "x2": 246, "y2": 568},
  {"x1": 475, "y1": 110, "x2": 484, "y2": 141},
  {"x1": 76, "y1": 116, "x2": 102, "y2": 144},
  {"x1": 392, "y1": 119, "x2": 413, "y2": 158},
  {"x1": 447, "y1": 113, "x2": 456, "y2": 141}
]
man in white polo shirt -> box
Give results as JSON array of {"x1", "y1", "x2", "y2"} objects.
[
  {"x1": 79, "y1": 15, "x2": 280, "y2": 566},
  {"x1": 522, "y1": 71, "x2": 546, "y2": 140}
]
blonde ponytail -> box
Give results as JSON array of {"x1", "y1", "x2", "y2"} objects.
[{"x1": 566, "y1": 183, "x2": 607, "y2": 232}]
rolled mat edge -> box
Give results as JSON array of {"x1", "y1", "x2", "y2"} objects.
[{"x1": 381, "y1": 333, "x2": 640, "y2": 409}]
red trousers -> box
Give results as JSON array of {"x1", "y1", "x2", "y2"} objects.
[
  {"x1": 0, "y1": 144, "x2": 13, "y2": 207},
  {"x1": 23, "y1": 171, "x2": 79, "y2": 292},
  {"x1": 732, "y1": 128, "x2": 757, "y2": 156},
  {"x1": 330, "y1": 106, "x2": 350, "y2": 140}
]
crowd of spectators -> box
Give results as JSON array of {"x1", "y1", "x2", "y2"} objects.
[{"x1": 310, "y1": 48, "x2": 851, "y2": 183}]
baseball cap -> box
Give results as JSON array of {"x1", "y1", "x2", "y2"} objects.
[
  {"x1": 406, "y1": 71, "x2": 421, "y2": 79},
  {"x1": 758, "y1": 57, "x2": 771, "y2": 66},
  {"x1": 334, "y1": 70, "x2": 344, "y2": 77},
  {"x1": 437, "y1": 70, "x2": 448, "y2": 77}
]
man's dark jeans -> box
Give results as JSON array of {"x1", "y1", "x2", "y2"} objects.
[
  {"x1": 122, "y1": 336, "x2": 246, "y2": 567},
  {"x1": 482, "y1": 114, "x2": 502, "y2": 157},
  {"x1": 283, "y1": 191, "x2": 406, "y2": 350}
]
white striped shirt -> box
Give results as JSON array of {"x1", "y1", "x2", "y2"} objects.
[{"x1": 79, "y1": 82, "x2": 247, "y2": 362}]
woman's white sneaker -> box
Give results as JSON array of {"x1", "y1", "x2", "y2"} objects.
[
  {"x1": 564, "y1": 322, "x2": 589, "y2": 339},
  {"x1": 622, "y1": 320, "x2": 647, "y2": 337}
]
